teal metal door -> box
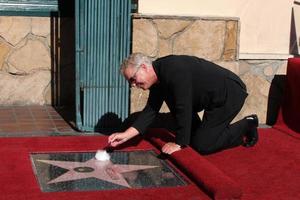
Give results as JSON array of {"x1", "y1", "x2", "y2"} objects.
[{"x1": 75, "y1": 0, "x2": 131, "y2": 132}]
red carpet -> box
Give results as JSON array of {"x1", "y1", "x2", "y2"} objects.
[
  {"x1": 146, "y1": 129, "x2": 242, "y2": 200},
  {"x1": 273, "y1": 109, "x2": 300, "y2": 140},
  {"x1": 206, "y1": 128, "x2": 300, "y2": 200},
  {"x1": 278, "y1": 58, "x2": 300, "y2": 133},
  {"x1": 146, "y1": 128, "x2": 300, "y2": 200},
  {"x1": 0, "y1": 136, "x2": 210, "y2": 200},
  {"x1": 2, "y1": 129, "x2": 298, "y2": 200},
  {"x1": 273, "y1": 58, "x2": 300, "y2": 139}
]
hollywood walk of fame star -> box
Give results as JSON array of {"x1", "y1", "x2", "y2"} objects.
[{"x1": 37, "y1": 158, "x2": 159, "y2": 188}]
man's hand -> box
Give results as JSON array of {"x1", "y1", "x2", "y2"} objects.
[
  {"x1": 108, "y1": 132, "x2": 129, "y2": 147},
  {"x1": 162, "y1": 142, "x2": 182, "y2": 154},
  {"x1": 108, "y1": 127, "x2": 139, "y2": 147}
]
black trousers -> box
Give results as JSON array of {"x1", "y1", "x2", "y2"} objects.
[{"x1": 190, "y1": 79, "x2": 248, "y2": 155}]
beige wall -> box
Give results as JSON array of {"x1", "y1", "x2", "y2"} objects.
[{"x1": 139, "y1": 0, "x2": 297, "y2": 57}]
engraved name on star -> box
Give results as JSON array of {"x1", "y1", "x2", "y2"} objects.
[{"x1": 37, "y1": 158, "x2": 159, "y2": 188}]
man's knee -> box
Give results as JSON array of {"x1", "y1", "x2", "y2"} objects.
[{"x1": 190, "y1": 143, "x2": 218, "y2": 155}]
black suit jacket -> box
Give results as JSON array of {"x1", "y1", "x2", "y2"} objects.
[{"x1": 132, "y1": 55, "x2": 246, "y2": 145}]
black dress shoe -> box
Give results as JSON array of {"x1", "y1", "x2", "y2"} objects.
[{"x1": 243, "y1": 114, "x2": 259, "y2": 147}]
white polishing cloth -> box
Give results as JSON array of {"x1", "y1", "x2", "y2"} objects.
[{"x1": 95, "y1": 150, "x2": 110, "y2": 161}]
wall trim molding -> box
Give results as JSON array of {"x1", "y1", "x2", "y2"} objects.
[
  {"x1": 133, "y1": 14, "x2": 239, "y2": 21},
  {"x1": 239, "y1": 53, "x2": 294, "y2": 60}
]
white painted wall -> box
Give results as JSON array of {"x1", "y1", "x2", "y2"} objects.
[{"x1": 138, "y1": 0, "x2": 298, "y2": 58}]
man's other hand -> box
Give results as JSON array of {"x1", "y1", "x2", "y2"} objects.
[{"x1": 162, "y1": 142, "x2": 182, "y2": 154}]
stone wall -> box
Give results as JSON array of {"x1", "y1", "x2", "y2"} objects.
[
  {"x1": 0, "y1": 15, "x2": 288, "y2": 124},
  {"x1": 237, "y1": 59, "x2": 287, "y2": 124},
  {"x1": 131, "y1": 15, "x2": 287, "y2": 124},
  {"x1": 0, "y1": 16, "x2": 51, "y2": 105}
]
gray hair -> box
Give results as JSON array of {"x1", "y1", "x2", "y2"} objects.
[{"x1": 120, "y1": 53, "x2": 152, "y2": 74}]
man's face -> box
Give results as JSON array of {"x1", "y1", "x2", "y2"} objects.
[{"x1": 123, "y1": 64, "x2": 151, "y2": 90}]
